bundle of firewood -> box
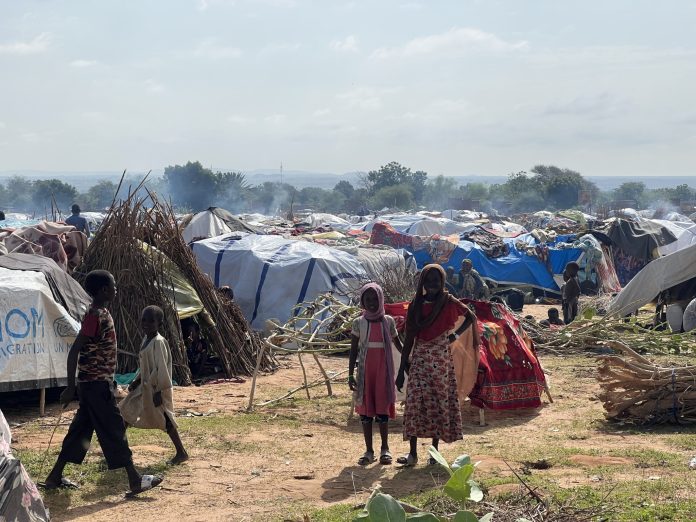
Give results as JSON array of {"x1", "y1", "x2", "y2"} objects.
[{"x1": 598, "y1": 340, "x2": 696, "y2": 424}]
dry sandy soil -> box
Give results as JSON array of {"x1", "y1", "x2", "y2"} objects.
[{"x1": 6, "y1": 330, "x2": 696, "y2": 521}]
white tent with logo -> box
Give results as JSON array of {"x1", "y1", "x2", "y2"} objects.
[
  {"x1": 0, "y1": 266, "x2": 83, "y2": 392},
  {"x1": 192, "y1": 233, "x2": 368, "y2": 329}
]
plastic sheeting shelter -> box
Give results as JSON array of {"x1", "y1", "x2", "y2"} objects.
[
  {"x1": 608, "y1": 242, "x2": 696, "y2": 316},
  {"x1": 357, "y1": 214, "x2": 476, "y2": 236},
  {"x1": 192, "y1": 233, "x2": 368, "y2": 329},
  {"x1": 411, "y1": 234, "x2": 583, "y2": 293},
  {"x1": 0, "y1": 267, "x2": 81, "y2": 392}
]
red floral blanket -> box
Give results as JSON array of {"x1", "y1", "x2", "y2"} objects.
[{"x1": 465, "y1": 299, "x2": 546, "y2": 410}]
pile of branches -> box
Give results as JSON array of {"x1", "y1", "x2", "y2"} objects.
[
  {"x1": 520, "y1": 310, "x2": 695, "y2": 356},
  {"x1": 265, "y1": 293, "x2": 360, "y2": 354},
  {"x1": 79, "y1": 181, "x2": 275, "y2": 385},
  {"x1": 361, "y1": 253, "x2": 417, "y2": 304},
  {"x1": 598, "y1": 340, "x2": 696, "y2": 425}
]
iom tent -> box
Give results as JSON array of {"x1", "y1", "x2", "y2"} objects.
[
  {"x1": 192, "y1": 233, "x2": 368, "y2": 329},
  {"x1": 0, "y1": 254, "x2": 87, "y2": 392}
]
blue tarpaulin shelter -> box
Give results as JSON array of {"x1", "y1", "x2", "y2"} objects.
[{"x1": 410, "y1": 233, "x2": 583, "y2": 293}]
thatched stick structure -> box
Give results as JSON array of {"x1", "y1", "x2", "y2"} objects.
[{"x1": 79, "y1": 187, "x2": 275, "y2": 384}]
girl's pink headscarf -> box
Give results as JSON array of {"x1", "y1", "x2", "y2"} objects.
[
  {"x1": 360, "y1": 282, "x2": 385, "y2": 321},
  {"x1": 358, "y1": 282, "x2": 396, "y2": 405}
]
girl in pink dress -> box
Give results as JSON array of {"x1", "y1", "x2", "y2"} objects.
[{"x1": 349, "y1": 283, "x2": 404, "y2": 465}]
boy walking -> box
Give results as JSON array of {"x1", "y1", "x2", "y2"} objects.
[
  {"x1": 562, "y1": 262, "x2": 581, "y2": 324},
  {"x1": 44, "y1": 270, "x2": 162, "y2": 496}
]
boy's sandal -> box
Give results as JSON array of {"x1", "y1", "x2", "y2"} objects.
[
  {"x1": 396, "y1": 454, "x2": 418, "y2": 466},
  {"x1": 357, "y1": 451, "x2": 376, "y2": 466},
  {"x1": 38, "y1": 477, "x2": 80, "y2": 490},
  {"x1": 125, "y1": 475, "x2": 163, "y2": 498},
  {"x1": 379, "y1": 449, "x2": 392, "y2": 465}
]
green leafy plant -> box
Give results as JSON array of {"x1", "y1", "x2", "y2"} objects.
[{"x1": 353, "y1": 447, "x2": 490, "y2": 521}]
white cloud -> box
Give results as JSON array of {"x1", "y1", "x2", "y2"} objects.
[
  {"x1": 544, "y1": 93, "x2": 632, "y2": 119},
  {"x1": 265, "y1": 114, "x2": 286, "y2": 124},
  {"x1": 70, "y1": 59, "x2": 98, "y2": 68},
  {"x1": 336, "y1": 87, "x2": 384, "y2": 110},
  {"x1": 330, "y1": 35, "x2": 358, "y2": 53},
  {"x1": 400, "y1": 2, "x2": 423, "y2": 10},
  {"x1": 195, "y1": 38, "x2": 242, "y2": 59},
  {"x1": 144, "y1": 79, "x2": 164, "y2": 93},
  {"x1": 371, "y1": 27, "x2": 528, "y2": 59},
  {"x1": 0, "y1": 33, "x2": 51, "y2": 55},
  {"x1": 313, "y1": 108, "x2": 331, "y2": 117},
  {"x1": 260, "y1": 42, "x2": 301, "y2": 55},
  {"x1": 228, "y1": 114, "x2": 253, "y2": 124}
]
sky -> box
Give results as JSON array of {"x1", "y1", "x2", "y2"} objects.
[{"x1": 1, "y1": 0, "x2": 696, "y2": 178}]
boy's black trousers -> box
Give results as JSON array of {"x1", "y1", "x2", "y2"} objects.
[{"x1": 58, "y1": 380, "x2": 133, "y2": 469}]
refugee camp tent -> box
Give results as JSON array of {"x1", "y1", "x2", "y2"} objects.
[
  {"x1": 192, "y1": 233, "x2": 368, "y2": 328},
  {"x1": 307, "y1": 213, "x2": 352, "y2": 231},
  {"x1": 0, "y1": 255, "x2": 86, "y2": 391},
  {"x1": 608, "y1": 242, "x2": 696, "y2": 316},
  {"x1": 181, "y1": 207, "x2": 264, "y2": 243},
  {"x1": 411, "y1": 233, "x2": 583, "y2": 293},
  {"x1": 358, "y1": 214, "x2": 477, "y2": 236},
  {"x1": 0, "y1": 409, "x2": 49, "y2": 521},
  {"x1": 654, "y1": 220, "x2": 696, "y2": 256}
]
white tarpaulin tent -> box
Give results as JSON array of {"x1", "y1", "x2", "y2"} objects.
[
  {"x1": 0, "y1": 268, "x2": 81, "y2": 392},
  {"x1": 192, "y1": 233, "x2": 368, "y2": 329},
  {"x1": 653, "y1": 219, "x2": 696, "y2": 256},
  {"x1": 357, "y1": 214, "x2": 476, "y2": 236},
  {"x1": 182, "y1": 211, "x2": 232, "y2": 243},
  {"x1": 608, "y1": 242, "x2": 696, "y2": 316},
  {"x1": 307, "y1": 213, "x2": 352, "y2": 231}
]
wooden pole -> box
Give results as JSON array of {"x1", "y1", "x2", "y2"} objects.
[
  {"x1": 297, "y1": 353, "x2": 311, "y2": 400},
  {"x1": 39, "y1": 388, "x2": 46, "y2": 416},
  {"x1": 246, "y1": 342, "x2": 266, "y2": 412}
]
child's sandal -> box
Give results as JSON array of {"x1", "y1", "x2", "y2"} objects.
[
  {"x1": 358, "y1": 451, "x2": 375, "y2": 466},
  {"x1": 379, "y1": 449, "x2": 392, "y2": 465}
]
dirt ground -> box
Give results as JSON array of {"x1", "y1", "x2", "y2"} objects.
[{"x1": 6, "y1": 331, "x2": 696, "y2": 521}]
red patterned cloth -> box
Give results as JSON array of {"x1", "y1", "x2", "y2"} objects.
[
  {"x1": 369, "y1": 222, "x2": 414, "y2": 249},
  {"x1": 403, "y1": 332, "x2": 463, "y2": 443},
  {"x1": 465, "y1": 300, "x2": 546, "y2": 410}
]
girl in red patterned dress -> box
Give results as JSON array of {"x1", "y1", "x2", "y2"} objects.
[
  {"x1": 349, "y1": 283, "x2": 403, "y2": 465},
  {"x1": 396, "y1": 264, "x2": 478, "y2": 466}
]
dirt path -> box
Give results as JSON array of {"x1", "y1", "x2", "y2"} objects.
[{"x1": 9, "y1": 351, "x2": 695, "y2": 521}]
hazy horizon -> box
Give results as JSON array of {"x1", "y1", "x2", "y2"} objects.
[{"x1": 2, "y1": 1, "x2": 696, "y2": 177}]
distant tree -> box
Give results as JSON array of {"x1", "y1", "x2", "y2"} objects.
[
  {"x1": 249, "y1": 182, "x2": 297, "y2": 215},
  {"x1": 0, "y1": 182, "x2": 6, "y2": 209},
  {"x1": 218, "y1": 171, "x2": 250, "y2": 211},
  {"x1": 424, "y1": 175, "x2": 459, "y2": 209},
  {"x1": 460, "y1": 182, "x2": 490, "y2": 201},
  {"x1": 83, "y1": 180, "x2": 118, "y2": 210},
  {"x1": 343, "y1": 187, "x2": 369, "y2": 214},
  {"x1": 32, "y1": 179, "x2": 78, "y2": 213},
  {"x1": 366, "y1": 162, "x2": 428, "y2": 203},
  {"x1": 613, "y1": 182, "x2": 646, "y2": 207},
  {"x1": 163, "y1": 161, "x2": 220, "y2": 211},
  {"x1": 530, "y1": 165, "x2": 595, "y2": 209},
  {"x1": 334, "y1": 180, "x2": 355, "y2": 199},
  {"x1": 4, "y1": 176, "x2": 34, "y2": 212},
  {"x1": 370, "y1": 183, "x2": 414, "y2": 210},
  {"x1": 320, "y1": 190, "x2": 346, "y2": 213}
]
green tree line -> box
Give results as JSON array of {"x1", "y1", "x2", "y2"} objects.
[{"x1": 1, "y1": 161, "x2": 694, "y2": 216}]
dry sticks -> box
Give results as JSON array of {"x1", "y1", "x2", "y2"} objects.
[
  {"x1": 598, "y1": 340, "x2": 696, "y2": 425},
  {"x1": 80, "y1": 186, "x2": 275, "y2": 385}
]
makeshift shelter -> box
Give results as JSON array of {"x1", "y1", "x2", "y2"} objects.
[
  {"x1": 180, "y1": 207, "x2": 265, "y2": 243},
  {"x1": 80, "y1": 194, "x2": 274, "y2": 384},
  {"x1": 371, "y1": 223, "x2": 583, "y2": 293},
  {"x1": 468, "y1": 300, "x2": 548, "y2": 409},
  {"x1": 608, "y1": 242, "x2": 696, "y2": 316},
  {"x1": 358, "y1": 214, "x2": 476, "y2": 236},
  {"x1": 0, "y1": 409, "x2": 49, "y2": 521},
  {"x1": 192, "y1": 233, "x2": 368, "y2": 329},
  {"x1": 606, "y1": 218, "x2": 678, "y2": 285},
  {"x1": 0, "y1": 254, "x2": 88, "y2": 392}
]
